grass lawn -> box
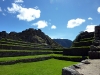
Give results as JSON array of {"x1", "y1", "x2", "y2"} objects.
[
  {"x1": 0, "y1": 54, "x2": 82, "y2": 62},
  {"x1": 0, "y1": 59, "x2": 78, "y2": 75},
  {"x1": 0, "y1": 54, "x2": 51, "y2": 62}
]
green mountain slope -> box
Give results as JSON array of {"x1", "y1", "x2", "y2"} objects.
[
  {"x1": 53, "y1": 39, "x2": 72, "y2": 48},
  {"x1": 0, "y1": 28, "x2": 63, "y2": 50}
]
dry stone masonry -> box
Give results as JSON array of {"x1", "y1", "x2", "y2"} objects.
[
  {"x1": 62, "y1": 25, "x2": 100, "y2": 75},
  {"x1": 89, "y1": 25, "x2": 100, "y2": 59},
  {"x1": 62, "y1": 59, "x2": 90, "y2": 75}
]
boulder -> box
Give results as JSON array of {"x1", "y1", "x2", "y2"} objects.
[
  {"x1": 62, "y1": 66, "x2": 80, "y2": 75},
  {"x1": 73, "y1": 63, "x2": 83, "y2": 69},
  {"x1": 81, "y1": 59, "x2": 90, "y2": 64}
]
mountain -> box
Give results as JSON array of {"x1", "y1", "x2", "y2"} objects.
[
  {"x1": 53, "y1": 39, "x2": 72, "y2": 48},
  {"x1": 63, "y1": 31, "x2": 94, "y2": 56},
  {"x1": 0, "y1": 28, "x2": 63, "y2": 50},
  {"x1": 71, "y1": 31, "x2": 94, "y2": 47}
]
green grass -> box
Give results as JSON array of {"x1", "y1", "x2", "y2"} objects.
[
  {"x1": 70, "y1": 46, "x2": 90, "y2": 48},
  {"x1": 0, "y1": 49, "x2": 52, "y2": 52},
  {"x1": 0, "y1": 54, "x2": 51, "y2": 62},
  {"x1": 80, "y1": 37, "x2": 94, "y2": 41},
  {"x1": 0, "y1": 54, "x2": 82, "y2": 62},
  {"x1": 52, "y1": 54, "x2": 82, "y2": 58},
  {"x1": 0, "y1": 59, "x2": 78, "y2": 75},
  {"x1": 0, "y1": 49, "x2": 62, "y2": 52}
]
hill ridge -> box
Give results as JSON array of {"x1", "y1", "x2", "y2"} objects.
[{"x1": 0, "y1": 28, "x2": 63, "y2": 50}]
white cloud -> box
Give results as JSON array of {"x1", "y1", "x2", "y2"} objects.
[
  {"x1": 67, "y1": 18, "x2": 85, "y2": 28},
  {"x1": 50, "y1": 33, "x2": 66, "y2": 39},
  {"x1": 32, "y1": 20, "x2": 48, "y2": 28},
  {"x1": 97, "y1": 7, "x2": 100, "y2": 13},
  {"x1": 34, "y1": 6, "x2": 38, "y2": 9},
  {"x1": 0, "y1": 7, "x2": 2, "y2": 12},
  {"x1": 88, "y1": 17, "x2": 93, "y2": 20},
  {"x1": 85, "y1": 25, "x2": 96, "y2": 32},
  {"x1": 7, "y1": 3, "x2": 21, "y2": 13},
  {"x1": 51, "y1": 25, "x2": 56, "y2": 29},
  {"x1": 7, "y1": 3, "x2": 41, "y2": 21},
  {"x1": 14, "y1": 0, "x2": 24, "y2": 3},
  {"x1": 17, "y1": 8, "x2": 40, "y2": 21},
  {"x1": 2, "y1": 0, "x2": 5, "y2": 1},
  {"x1": 60, "y1": 38, "x2": 63, "y2": 39}
]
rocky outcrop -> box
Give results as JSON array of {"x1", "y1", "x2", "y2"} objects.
[
  {"x1": 62, "y1": 59, "x2": 90, "y2": 75},
  {"x1": 62, "y1": 66, "x2": 80, "y2": 75},
  {"x1": 0, "y1": 28, "x2": 63, "y2": 49}
]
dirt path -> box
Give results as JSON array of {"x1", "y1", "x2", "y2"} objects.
[{"x1": 76, "y1": 59, "x2": 100, "y2": 75}]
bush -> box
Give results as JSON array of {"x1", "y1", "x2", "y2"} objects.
[
  {"x1": 73, "y1": 40, "x2": 92, "y2": 47},
  {"x1": 0, "y1": 51, "x2": 53, "y2": 57},
  {"x1": 0, "y1": 56, "x2": 52, "y2": 65},
  {"x1": 53, "y1": 56, "x2": 83, "y2": 62}
]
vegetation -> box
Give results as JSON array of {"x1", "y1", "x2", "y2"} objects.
[
  {"x1": 63, "y1": 31, "x2": 94, "y2": 56},
  {"x1": 0, "y1": 54, "x2": 51, "y2": 62},
  {"x1": 0, "y1": 59, "x2": 78, "y2": 75},
  {"x1": 72, "y1": 31, "x2": 94, "y2": 48},
  {"x1": 0, "y1": 49, "x2": 63, "y2": 57},
  {"x1": 0, "y1": 54, "x2": 82, "y2": 62},
  {"x1": 53, "y1": 39, "x2": 72, "y2": 48},
  {"x1": 0, "y1": 28, "x2": 63, "y2": 50},
  {"x1": 0, "y1": 28, "x2": 92, "y2": 75},
  {"x1": 72, "y1": 31, "x2": 94, "y2": 43}
]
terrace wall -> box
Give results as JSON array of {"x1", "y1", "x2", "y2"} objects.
[{"x1": 63, "y1": 47, "x2": 90, "y2": 56}]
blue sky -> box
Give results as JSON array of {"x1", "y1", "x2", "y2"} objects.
[{"x1": 0, "y1": 0, "x2": 100, "y2": 41}]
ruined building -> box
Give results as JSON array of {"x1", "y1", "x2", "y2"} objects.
[
  {"x1": 94, "y1": 25, "x2": 100, "y2": 40},
  {"x1": 89, "y1": 25, "x2": 100, "y2": 59}
]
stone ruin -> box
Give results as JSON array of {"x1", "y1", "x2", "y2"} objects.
[
  {"x1": 89, "y1": 25, "x2": 100, "y2": 59},
  {"x1": 62, "y1": 59, "x2": 90, "y2": 75},
  {"x1": 62, "y1": 25, "x2": 100, "y2": 75}
]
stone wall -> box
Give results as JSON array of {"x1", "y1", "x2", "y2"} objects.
[
  {"x1": 94, "y1": 26, "x2": 100, "y2": 40},
  {"x1": 89, "y1": 25, "x2": 100, "y2": 59}
]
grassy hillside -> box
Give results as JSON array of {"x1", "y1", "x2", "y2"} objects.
[
  {"x1": 0, "y1": 28, "x2": 63, "y2": 50},
  {"x1": 72, "y1": 31, "x2": 94, "y2": 47},
  {"x1": 0, "y1": 28, "x2": 82, "y2": 75},
  {"x1": 0, "y1": 59, "x2": 78, "y2": 75},
  {"x1": 53, "y1": 39, "x2": 72, "y2": 48},
  {"x1": 63, "y1": 31, "x2": 94, "y2": 56}
]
